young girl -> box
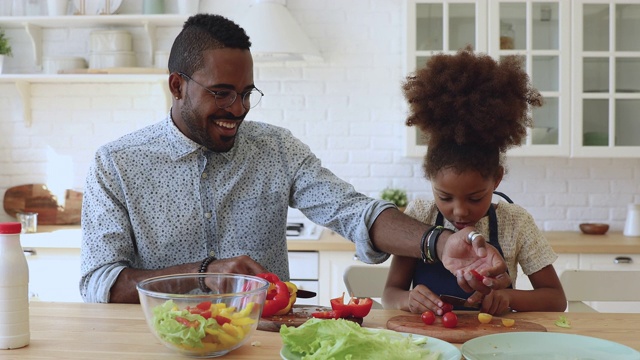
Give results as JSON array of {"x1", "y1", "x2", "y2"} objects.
[{"x1": 382, "y1": 48, "x2": 567, "y2": 315}]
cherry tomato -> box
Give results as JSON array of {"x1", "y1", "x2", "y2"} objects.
[
  {"x1": 478, "y1": 312, "x2": 493, "y2": 324},
  {"x1": 501, "y1": 318, "x2": 515, "y2": 327},
  {"x1": 470, "y1": 269, "x2": 485, "y2": 282},
  {"x1": 442, "y1": 312, "x2": 458, "y2": 328},
  {"x1": 441, "y1": 302, "x2": 453, "y2": 314},
  {"x1": 421, "y1": 310, "x2": 436, "y2": 325}
]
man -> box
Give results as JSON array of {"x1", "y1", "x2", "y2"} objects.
[{"x1": 80, "y1": 14, "x2": 509, "y2": 304}]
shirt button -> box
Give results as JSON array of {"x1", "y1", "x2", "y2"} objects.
[
  {"x1": 204, "y1": 212, "x2": 212, "y2": 219},
  {"x1": 202, "y1": 173, "x2": 208, "y2": 179},
  {"x1": 209, "y1": 251, "x2": 216, "y2": 257}
]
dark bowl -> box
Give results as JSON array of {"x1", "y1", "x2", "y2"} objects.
[{"x1": 579, "y1": 223, "x2": 609, "y2": 235}]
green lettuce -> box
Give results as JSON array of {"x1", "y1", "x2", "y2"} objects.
[
  {"x1": 152, "y1": 300, "x2": 213, "y2": 349},
  {"x1": 280, "y1": 318, "x2": 440, "y2": 360}
]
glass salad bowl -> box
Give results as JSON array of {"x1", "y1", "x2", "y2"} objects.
[{"x1": 137, "y1": 273, "x2": 269, "y2": 358}]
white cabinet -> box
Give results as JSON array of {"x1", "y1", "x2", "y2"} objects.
[
  {"x1": 571, "y1": 1, "x2": 640, "y2": 157},
  {"x1": 287, "y1": 251, "x2": 320, "y2": 306},
  {"x1": 24, "y1": 247, "x2": 83, "y2": 302},
  {"x1": 579, "y1": 253, "x2": 640, "y2": 312},
  {"x1": 405, "y1": 0, "x2": 640, "y2": 158},
  {"x1": 515, "y1": 253, "x2": 580, "y2": 290}
]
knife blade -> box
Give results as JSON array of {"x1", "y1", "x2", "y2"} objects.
[
  {"x1": 296, "y1": 289, "x2": 317, "y2": 298},
  {"x1": 440, "y1": 294, "x2": 479, "y2": 309}
]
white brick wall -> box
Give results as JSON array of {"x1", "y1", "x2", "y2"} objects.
[{"x1": 1, "y1": 0, "x2": 639, "y2": 231}]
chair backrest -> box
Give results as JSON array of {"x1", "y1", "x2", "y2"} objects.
[
  {"x1": 560, "y1": 270, "x2": 640, "y2": 312},
  {"x1": 343, "y1": 265, "x2": 390, "y2": 309}
]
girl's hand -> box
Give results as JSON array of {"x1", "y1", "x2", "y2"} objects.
[
  {"x1": 479, "y1": 290, "x2": 512, "y2": 315},
  {"x1": 407, "y1": 284, "x2": 445, "y2": 315}
]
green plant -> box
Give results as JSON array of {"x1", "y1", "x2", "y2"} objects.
[
  {"x1": 0, "y1": 29, "x2": 12, "y2": 57},
  {"x1": 380, "y1": 188, "x2": 407, "y2": 207}
]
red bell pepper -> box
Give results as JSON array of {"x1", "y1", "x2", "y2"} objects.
[
  {"x1": 311, "y1": 310, "x2": 343, "y2": 319},
  {"x1": 257, "y1": 273, "x2": 292, "y2": 317},
  {"x1": 329, "y1": 292, "x2": 373, "y2": 318}
]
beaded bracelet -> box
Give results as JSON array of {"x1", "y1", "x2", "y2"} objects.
[
  {"x1": 427, "y1": 226, "x2": 445, "y2": 264},
  {"x1": 198, "y1": 256, "x2": 217, "y2": 292},
  {"x1": 420, "y1": 225, "x2": 436, "y2": 264}
]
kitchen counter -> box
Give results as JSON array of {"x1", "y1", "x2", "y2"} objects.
[
  {"x1": 12, "y1": 302, "x2": 640, "y2": 359},
  {"x1": 21, "y1": 225, "x2": 640, "y2": 254}
]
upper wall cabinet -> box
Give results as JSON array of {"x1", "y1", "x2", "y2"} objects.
[
  {"x1": 405, "y1": 0, "x2": 640, "y2": 158},
  {"x1": 571, "y1": 1, "x2": 640, "y2": 157}
]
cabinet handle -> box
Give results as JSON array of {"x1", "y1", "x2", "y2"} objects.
[
  {"x1": 614, "y1": 256, "x2": 632, "y2": 264},
  {"x1": 353, "y1": 254, "x2": 359, "y2": 261},
  {"x1": 23, "y1": 248, "x2": 37, "y2": 256}
]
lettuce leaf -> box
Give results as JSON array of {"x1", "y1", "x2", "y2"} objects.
[
  {"x1": 152, "y1": 300, "x2": 209, "y2": 349},
  {"x1": 280, "y1": 318, "x2": 440, "y2": 360}
]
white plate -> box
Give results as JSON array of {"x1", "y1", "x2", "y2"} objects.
[
  {"x1": 462, "y1": 332, "x2": 640, "y2": 360},
  {"x1": 280, "y1": 329, "x2": 461, "y2": 360},
  {"x1": 73, "y1": 0, "x2": 123, "y2": 15}
]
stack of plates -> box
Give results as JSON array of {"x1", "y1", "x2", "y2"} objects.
[{"x1": 88, "y1": 30, "x2": 136, "y2": 69}]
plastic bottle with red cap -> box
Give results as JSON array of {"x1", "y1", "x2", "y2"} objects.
[{"x1": 0, "y1": 222, "x2": 30, "y2": 349}]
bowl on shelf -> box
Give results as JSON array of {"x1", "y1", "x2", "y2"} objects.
[
  {"x1": 137, "y1": 273, "x2": 269, "y2": 358},
  {"x1": 579, "y1": 223, "x2": 610, "y2": 235}
]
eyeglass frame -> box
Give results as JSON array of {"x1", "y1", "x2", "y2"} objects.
[{"x1": 177, "y1": 72, "x2": 263, "y2": 110}]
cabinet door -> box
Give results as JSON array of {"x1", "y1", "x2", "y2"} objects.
[
  {"x1": 579, "y1": 253, "x2": 640, "y2": 313},
  {"x1": 572, "y1": 1, "x2": 640, "y2": 157},
  {"x1": 318, "y1": 251, "x2": 390, "y2": 306},
  {"x1": 489, "y1": 0, "x2": 571, "y2": 157},
  {"x1": 405, "y1": 0, "x2": 488, "y2": 157},
  {"x1": 515, "y1": 253, "x2": 579, "y2": 290},
  {"x1": 25, "y1": 247, "x2": 83, "y2": 302}
]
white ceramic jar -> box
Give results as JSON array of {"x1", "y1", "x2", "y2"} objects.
[
  {"x1": 90, "y1": 30, "x2": 132, "y2": 52},
  {"x1": 624, "y1": 203, "x2": 640, "y2": 237},
  {"x1": 43, "y1": 56, "x2": 87, "y2": 74}
]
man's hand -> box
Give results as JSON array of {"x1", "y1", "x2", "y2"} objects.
[
  {"x1": 440, "y1": 227, "x2": 511, "y2": 294},
  {"x1": 204, "y1": 255, "x2": 269, "y2": 275}
]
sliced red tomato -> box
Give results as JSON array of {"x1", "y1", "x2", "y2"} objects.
[
  {"x1": 421, "y1": 310, "x2": 436, "y2": 325},
  {"x1": 215, "y1": 315, "x2": 232, "y2": 326},
  {"x1": 311, "y1": 310, "x2": 343, "y2": 319},
  {"x1": 442, "y1": 312, "x2": 458, "y2": 328},
  {"x1": 470, "y1": 269, "x2": 485, "y2": 282},
  {"x1": 196, "y1": 301, "x2": 212, "y2": 311},
  {"x1": 441, "y1": 302, "x2": 453, "y2": 314},
  {"x1": 175, "y1": 316, "x2": 199, "y2": 328}
]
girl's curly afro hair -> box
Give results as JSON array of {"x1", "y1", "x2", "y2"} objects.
[{"x1": 403, "y1": 47, "x2": 543, "y2": 180}]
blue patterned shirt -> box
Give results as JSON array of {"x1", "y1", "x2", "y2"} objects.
[{"x1": 80, "y1": 114, "x2": 393, "y2": 302}]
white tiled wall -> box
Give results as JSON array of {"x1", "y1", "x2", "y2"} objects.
[{"x1": 1, "y1": 0, "x2": 639, "y2": 231}]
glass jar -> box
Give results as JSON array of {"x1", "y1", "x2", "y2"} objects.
[{"x1": 500, "y1": 21, "x2": 515, "y2": 50}]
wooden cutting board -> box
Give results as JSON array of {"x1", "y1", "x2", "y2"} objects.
[
  {"x1": 387, "y1": 313, "x2": 546, "y2": 343},
  {"x1": 3, "y1": 184, "x2": 83, "y2": 225},
  {"x1": 258, "y1": 305, "x2": 363, "y2": 332}
]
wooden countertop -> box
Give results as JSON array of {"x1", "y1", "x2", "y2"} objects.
[
  {"x1": 13, "y1": 302, "x2": 640, "y2": 359},
  {"x1": 22, "y1": 226, "x2": 640, "y2": 254}
]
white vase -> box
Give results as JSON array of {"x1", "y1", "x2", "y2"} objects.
[
  {"x1": 47, "y1": 0, "x2": 69, "y2": 16},
  {"x1": 0, "y1": 55, "x2": 4, "y2": 74}
]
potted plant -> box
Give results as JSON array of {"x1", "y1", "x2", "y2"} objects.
[
  {"x1": 380, "y1": 187, "x2": 408, "y2": 212},
  {"x1": 0, "y1": 28, "x2": 12, "y2": 74}
]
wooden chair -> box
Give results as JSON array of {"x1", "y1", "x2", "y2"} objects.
[
  {"x1": 343, "y1": 265, "x2": 390, "y2": 309},
  {"x1": 560, "y1": 270, "x2": 640, "y2": 312}
]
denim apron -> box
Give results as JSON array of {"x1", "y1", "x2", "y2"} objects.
[{"x1": 411, "y1": 192, "x2": 513, "y2": 309}]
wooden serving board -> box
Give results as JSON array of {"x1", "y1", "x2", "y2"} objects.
[
  {"x1": 258, "y1": 305, "x2": 363, "y2": 332},
  {"x1": 3, "y1": 184, "x2": 83, "y2": 225},
  {"x1": 387, "y1": 313, "x2": 546, "y2": 343}
]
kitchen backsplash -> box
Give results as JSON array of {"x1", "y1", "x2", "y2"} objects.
[{"x1": 1, "y1": 0, "x2": 639, "y2": 231}]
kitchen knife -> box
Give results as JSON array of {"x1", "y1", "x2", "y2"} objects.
[
  {"x1": 296, "y1": 289, "x2": 317, "y2": 298},
  {"x1": 440, "y1": 294, "x2": 479, "y2": 309}
]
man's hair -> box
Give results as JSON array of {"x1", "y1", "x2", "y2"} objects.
[
  {"x1": 402, "y1": 46, "x2": 543, "y2": 180},
  {"x1": 168, "y1": 14, "x2": 251, "y2": 76}
]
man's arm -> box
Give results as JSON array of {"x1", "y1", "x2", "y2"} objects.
[{"x1": 369, "y1": 207, "x2": 511, "y2": 293}]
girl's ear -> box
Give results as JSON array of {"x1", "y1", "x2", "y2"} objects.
[{"x1": 494, "y1": 166, "x2": 505, "y2": 189}]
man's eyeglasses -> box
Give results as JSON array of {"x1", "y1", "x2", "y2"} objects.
[{"x1": 178, "y1": 72, "x2": 263, "y2": 110}]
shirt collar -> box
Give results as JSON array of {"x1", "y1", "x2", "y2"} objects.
[{"x1": 165, "y1": 110, "x2": 239, "y2": 161}]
